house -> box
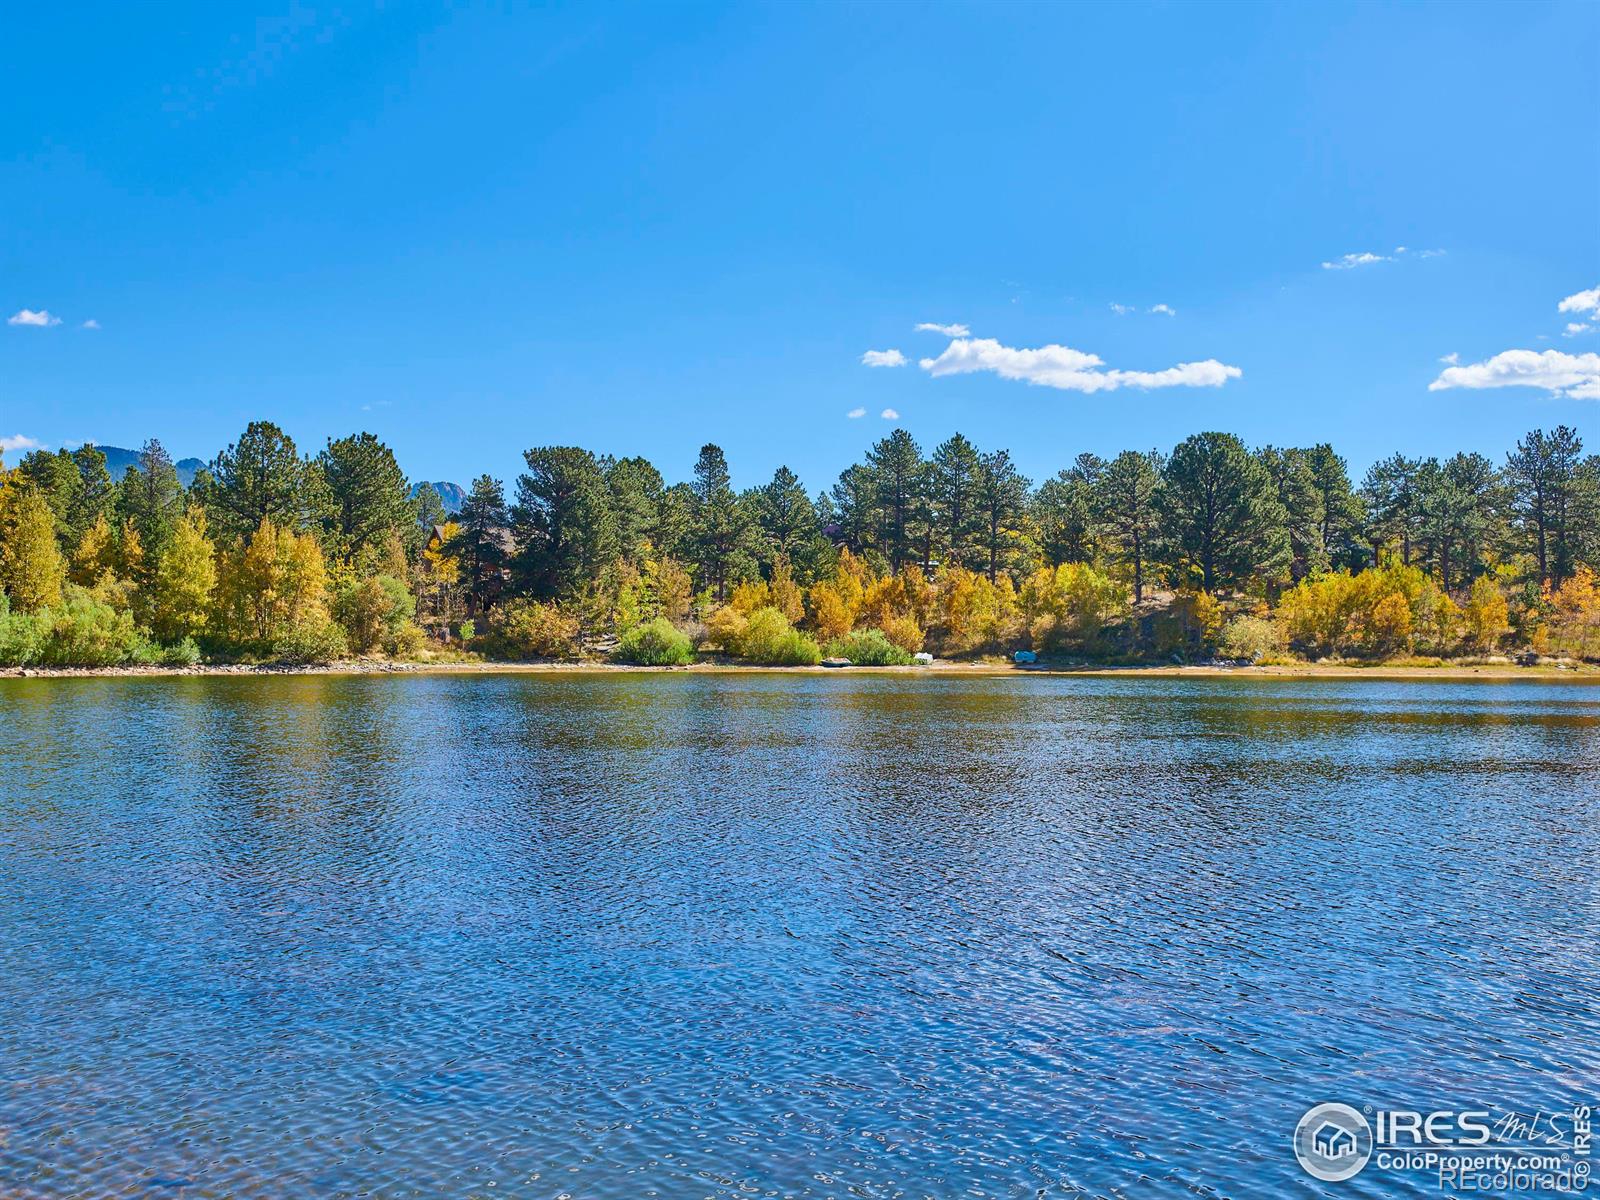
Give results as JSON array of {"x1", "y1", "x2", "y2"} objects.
[{"x1": 1314, "y1": 1122, "x2": 1357, "y2": 1161}]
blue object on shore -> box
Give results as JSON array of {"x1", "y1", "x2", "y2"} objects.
[{"x1": 1013, "y1": 650, "x2": 1037, "y2": 664}]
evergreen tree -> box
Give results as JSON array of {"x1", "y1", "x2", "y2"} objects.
[
  {"x1": 974, "y1": 449, "x2": 1030, "y2": 582},
  {"x1": 604, "y1": 455, "x2": 666, "y2": 564},
  {"x1": 1361, "y1": 453, "x2": 1422, "y2": 566},
  {"x1": 866, "y1": 429, "x2": 925, "y2": 572},
  {"x1": 688, "y1": 444, "x2": 758, "y2": 600},
  {"x1": 930, "y1": 433, "x2": 984, "y2": 571},
  {"x1": 70, "y1": 444, "x2": 116, "y2": 539},
  {"x1": 754, "y1": 466, "x2": 818, "y2": 572},
  {"x1": 513, "y1": 447, "x2": 618, "y2": 600},
  {"x1": 1032, "y1": 455, "x2": 1102, "y2": 569},
  {"x1": 317, "y1": 432, "x2": 415, "y2": 565},
  {"x1": 448, "y1": 475, "x2": 511, "y2": 614},
  {"x1": 1506, "y1": 426, "x2": 1583, "y2": 587},
  {"x1": 208, "y1": 421, "x2": 304, "y2": 541},
  {"x1": 1257, "y1": 446, "x2": 1322, "y2": 581},
  {"x1": 1158, "y1": 432, "x2": 1288, "y2": 592},
  {"x1": 116, "y1": 439, "x2": 184, "y2": 567},
  {"x1": 413, "y1": 482, "x2": 449, "y2": 532},
  {"x1": 1093, "y1": 449, "x2": 1163, "y2": 602},
  {"x1": 1304, "y1": 444, "x2": 1365, "y2": 571},
  {"x1": 18, "y1": 449, "x2": 85, "y2": 544}
]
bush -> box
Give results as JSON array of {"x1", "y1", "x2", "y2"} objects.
[
  {"x1": 270, "y1": 619, "x2": 349, "y2": 665},
  {"x1": 457, "y1": 619, "x2": 476, "y2": 642},
  {"x1": 483, "y1": 598, "x2": 581, "y2": 659},
  {"x1": 334, "y1": 575, "x2": 416, "y2": 654},
  {"x1": 385, "y1": 622, "x2": 428, "y2": 658},
  {"x1": 735, "y1": 606, "x2": 821, "y2": 664},
  {"x1": 1217, "y1": 615, "x2": 1280, "y2": 662},
  {"x1": 0, "y1": 593, "x2": 49, "y2": 665},
  {"x1": 1020, "y1": 563, "x2": 1130, "y2": 653},
  {"x1": 702, "y1": 605, "x2": 748, "y2": 652},
  {"x1": 157, "y1": 637, "x2": 203, "y2": 666},
  {"x1": 615, "y1": 617, "x2": 695, "y2": 665},
  {"x1": 824, "y1": 628, "x2": 913, "y2": 665}
]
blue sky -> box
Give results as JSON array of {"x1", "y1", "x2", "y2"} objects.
[{"x1": 3, "y1": 2, "x2": 1597, "y2": 491}]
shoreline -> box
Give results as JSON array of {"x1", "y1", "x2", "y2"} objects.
[{"x1": 2, "y1": 659, "x2": 1594, "y2": 682}]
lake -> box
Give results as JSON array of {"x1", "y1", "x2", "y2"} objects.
[{"x1": 0, "y1": 673, "x2": 1595, "y2": 1198}]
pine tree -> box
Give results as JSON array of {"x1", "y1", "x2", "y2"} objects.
[
  {"x1": 208, "y1": 421, "x2": 304, "y2": 541},
  {"x1": 448, "y1": 475, "x2": 510, "y2": 614},
  {"x1": 1158, "y1": 432, "x2": 1288, "y2": 592},
  {"x1": 513, "y1": 447, "x2": 618, "y2": 600},
  {"x1": 974, "y1": 449, "x2": 1029, "y2": 582},
  {"x1": 1093, "y1": 449, "x2": 1163, "y2": 602},
  {"x1": 317, "y1": 432, "x2": 414, "y2": 565}
]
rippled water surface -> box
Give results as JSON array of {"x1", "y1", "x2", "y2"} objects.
[{"x1": 0, "y1": 673, "x2": 1596, "y2": 1198}]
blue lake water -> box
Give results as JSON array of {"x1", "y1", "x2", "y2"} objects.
[{"x1": 0, "y1": 673, "x2": 1595, "y2": 1198}]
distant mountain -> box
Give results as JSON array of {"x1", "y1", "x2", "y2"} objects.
[
  {"x1": 412, "y1": 481, "x2": 465, "y2": 514},
  {"x1": 96, "y1": 445, "x2": 206, "y2": 489}
]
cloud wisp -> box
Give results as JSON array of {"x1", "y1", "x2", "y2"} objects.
[
  {"x1": 1321, "y1": 246, "x2": 1444, "y2": 271},
  {"x1": 1430, "y1": 349, "x2": 1600, "y2": 402},
  {"x1": 861, "y1": 348, "x2": 908, "y2": 368},
  {"x1": 914, "y1": 322, "x2": 970, "y2": 337},
  {"x1": 880, "y1": 408, "x2": 899, "y2": 420},
  {"x1": 8, "y1": 308, "x2": 61, "y2": 327},
  {"x1": 1558, "y1": 287, "x2": 1600, "y2": 316},
  {"x1": 1149, "y1": 303, "x2": 1176, "y2": 316},
  {"x1": 919, "y1": 337, "x2": 1240, "y2": 393},
  {"x1": 0, "y1": 434, "x2": 44, "y2": 453},
  {"x1": 82, "y1": 318, "x2": 100, "y2": 330},
  {"x1": 846, "y1": 407, "x2": 867, "y2": 419}
]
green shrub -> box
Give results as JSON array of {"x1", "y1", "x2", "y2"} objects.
[
  {"x1": 615, "y1": 617, "x2": 695, "y2": 665},
  {"x1": 270, "y1": 619, "x2": 349, "y2": 664},
  {"x1": 457, "y1": 619, "x2": 475, "y2": 642},
  {"x1": 737, "y1": 606, "x2": 821, "y2": 665},
  {"x1": 482, "y1": 598, "x2": 580, "y2": 659},
  {"x1": 824, "y1": 628, "x2": 913, "y2": 665},
  {"x1": 1217, "y1": 614, "x2": 1280, "y2": 662},
  {"x1": 157, "y1": 637, "x2": 203, "y2": 666},
  {"x1": 37, "y1": 587, "x2": 147, "y2": 667},
  {"x1": 334, "y1": 575, "x2": 416, "y2": 654},
  {"x1": 0, "y1": 593, "x2": 49, "y2": 665}
]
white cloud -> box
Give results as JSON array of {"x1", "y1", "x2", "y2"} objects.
[
  {"x1": 1321, "y1": 252, "x2": 1393, "y2": 270},
  {"x1": 1564, "y1": 323, "x2": 1593, "y2": 338},
  {"x1": 861, "y1": 348, "x2": 907, "y2": 368},
  {"x1": 8, "y1": 308, "x2": 61, "y2": 327},
  {"x1": 1109, "y1": 303, "x2": 1134, "y2": 316},
  {"x1": 919, "y1": 337, "x2": 1240, "y2": 393},
  {"x1": 846, "y1": 407, "x2": 867, "y2": 419},
  {"x1": 1430, "y1": 349, "x2": 1600, "y2": 401},
  {"x1": 1149, "y1": 303, "x2": 1176, "y2": 316},
  {"x1": 1320, "y1": 247, "x2": 1445, "y2": 270},
  {"x1": 914, "y1": 322, "x2": 970, "y2": 337},
  {"x1": 81, "y1": 318, "x2": 100, "y2": 330},
  {"x1": 880, "y1": 408, "x2": 899, "y2": 420},
  {"x1": 1440, "y1": 352, "x2": 1459, "y2": 365},
  {"x1": 1559, "y1": 287, "x2": 1600, "y2": 316},
  {"x1": 0, "y1": 434, "x2": 44, "y2": 453}
]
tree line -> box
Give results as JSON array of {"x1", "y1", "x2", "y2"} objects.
[{"x1": 2, "y1": 419, "x2": 1599, "y2": 666}]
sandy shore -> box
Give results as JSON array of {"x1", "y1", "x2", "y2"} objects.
[{"x1": 1, "y1": 659, "x2": 1593, "y2": 682}]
